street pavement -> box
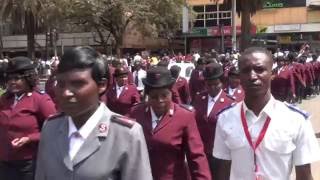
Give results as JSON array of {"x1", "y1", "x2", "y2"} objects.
[{"x1": 291, "y1": 95, "x2": 320, "y2": 179}]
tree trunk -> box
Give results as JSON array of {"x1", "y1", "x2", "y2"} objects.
[
  {"x1": 26, "y1": 10, "x2": 35, "y2": 60},
  {"x1": 0, "y1": 24, "x2": 4, "y2": 59},
  {"x1": 114, "y1": 35, "x2": 123, "y2": 58},
  {"x1": 240, "y1": 0, "x2": 251, "y2": 51}
]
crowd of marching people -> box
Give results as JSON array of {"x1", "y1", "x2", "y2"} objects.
[{"x1": 0, "y1": 44, "x2": 319, "y2": 180}]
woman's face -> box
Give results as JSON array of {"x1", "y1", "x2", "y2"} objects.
[
  {"x1": 6, "y1": 73, "x2": 30, "y2": 94},
  {"x1": 147, "y1": 88, "x2": 172, "y2": 117}
]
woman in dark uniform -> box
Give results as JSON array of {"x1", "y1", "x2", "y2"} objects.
[
  {"x1": 128, "y1": 66, "x2": 211, "y2": 180},
  {"x1": 0, "y1": 57, "x2": 56, "y2": 180}
]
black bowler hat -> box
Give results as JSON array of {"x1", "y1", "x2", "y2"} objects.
[
  {"x1": 228, "y1": 66, "x2": 240, "y2": 76},
  {"x1": 6, "y1": 56, "x2": 36, "y2": 73},
  {"x1": 203, "y1": 63, "x2": 223, "y2": 80},
  {"x1": 114, "y1": 67, "x2": 129, "y2": 77},
  {"x1": 142, "y1": 66, "x2": 175, "y2": 88}
]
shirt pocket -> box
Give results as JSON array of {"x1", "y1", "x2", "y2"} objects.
[
  {"x1": 263, "y1": 136, "x2": 296, "y2": 154},
  {"x1": 225, "y1": 136, "x2": 246, "y2": 150}
]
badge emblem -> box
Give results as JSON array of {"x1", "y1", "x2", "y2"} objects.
[{"x1": 98, "y1": 123, "x2": 108, "y2": 133}]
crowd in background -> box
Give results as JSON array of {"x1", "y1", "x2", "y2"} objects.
[{"x1": 0, "y1": 44, "x2": 320, "y2": 180}]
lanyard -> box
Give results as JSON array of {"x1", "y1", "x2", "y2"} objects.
[{"x1": 240, "y1": 104, "x2": 271, "y2": 178}]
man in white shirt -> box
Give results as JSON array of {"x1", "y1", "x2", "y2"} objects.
[
  {"x1": 213, "y1": 47, "x2": 320, "y2": 180},
  {"x1": 35, "y1": 46, "x2": 152, "y2": 180},
  {"x1": 132, "y1": 61, "x2": 146, "y2": 93}
]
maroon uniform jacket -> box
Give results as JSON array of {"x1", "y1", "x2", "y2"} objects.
[
  {"x1": 106, "y1": 84, "x2": 140, "y2": 115},
  {"x1": 192, "y1": 91, "x2": 235, "y2": 156},
  {"x1": 292, "y1": 62, "x2": 306, "y2": 87},
  {"x1": 128, "y1": 103, "x2": 211, "y2": 180},
  {"x1": 0, "y1": 90, "x2": 56, "y2": 161},
  {"x1": 271, "y1": 66, "x2": 296, "y2": 101},
  {"x1": 304, "y1": 62, "x2": 314, "y2": 86},
  {"x1": 224, "y1": 86, "x2": 245, "y2": 102},
  {"x1": 173, "y1": 77, "x2": 191, "y2": 104},
  {"x1": 189, "y1": 69, "x2": 205, "y2": 102}
]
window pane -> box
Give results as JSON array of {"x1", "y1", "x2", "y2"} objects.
[
  {"x1": 206, "y1": 13, "x2": 214, "y2": 19},
  {"x1": 193, "y1": 6, "x2": 204, "y2": 12},
  {"x1": 205, "y1": 5, "x2": 217, "y2": 12},
  {"x1": 206, "y1": 20, "x2": 217, "y2": 27},
  {"x1": 196, "y1": 13, "x2": 205, "y2": 19},
  {"x1": 194, "y1": 20, "x2": 205, "y2": 27},
  {"x1": 219, "y1": 19, "x2": 231, "y2": 26},
  {"x1": 219, "y1": 3, "x2": 231, "y2": 11}
]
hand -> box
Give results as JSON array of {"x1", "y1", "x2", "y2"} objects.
[{"x1": 11, "y1": 137, "x2": 31, "y2": 148}]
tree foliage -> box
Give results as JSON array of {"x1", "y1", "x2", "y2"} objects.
[
  {"x1": 216, "y1": 0, "x2": 266, "y2": 51},
  {"x1": 50, "y1": 0, "x2": 185, "y2": 56},
  {"x1": 0, "y1": 0, "x2": 46, "y2": 59}
]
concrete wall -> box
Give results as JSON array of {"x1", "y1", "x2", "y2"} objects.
[{"x1": 252, "y1": 7, "x2": 308, "y2": 26}]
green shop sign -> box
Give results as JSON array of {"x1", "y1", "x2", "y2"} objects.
[
  {"x1": 263, "y1": 1, "x2": 284, "y2": 8},
  {"x1": 190, "y1": 28, "x2": 208, "y2": 36},
  {"x1": 263, "y1": 0, "x2": 306, "y2": 9}
]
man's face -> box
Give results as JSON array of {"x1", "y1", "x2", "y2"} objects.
[
  {"x1": 239, "y1": 52, "x2": 272, "y2": 98},
  {"x1": 55, "y1": 68, "x2": 105, "y2": 119},
  {"x1": 205, "y1": 78, "x2": 223, "y2": 97},
  {"x1": 148, "y1": 88, "x2": 172, "y2": 116},
  {"x1": 6, "y1": 73, "x2": 29, "y2": 94}
]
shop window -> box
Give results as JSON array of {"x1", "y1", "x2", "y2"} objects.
[{"x1": 192, "y1": 4, "x2": 231, "y2": 28}]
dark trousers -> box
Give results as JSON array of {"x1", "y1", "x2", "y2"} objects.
[
  {"x1": 207, "y1": 154, "x2": 218, "y2": 179},
  {"x1": 0, "y1": 159, "x2": 35, "y2": 180}
]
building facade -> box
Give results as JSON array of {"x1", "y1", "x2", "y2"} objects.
[{"x1": 186, "y1": 0, "x2": 320, "y2": 53}]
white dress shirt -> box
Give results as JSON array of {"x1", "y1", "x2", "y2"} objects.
[
  {"x1": 228, "y1": 87, "x2": 237, "y2": 96},
  {"x1": 150, "y1": 107, "x2": 162, "y2": 130},
  {"x1": 68, "y1": 103, "x2": 104, "y2": 160},
  {"x1": 116, "y1": 84, "x2": 124, "y2": 98},
  {"x1": 133, "y1": 69, "x2": 146, "y2": 91},
  {"x1": 213, "y1": 96, "x2": 320, "y2": 180},
  {"x1": 207, "y1": 90, "x2": 222, "y2": 117}
]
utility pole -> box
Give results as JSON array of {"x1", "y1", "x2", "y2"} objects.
[
  {"x1": 182, "y1": 0, "x2": 189, "y2": 55},
  {"x1": 231, "y1": 0, "x2": 237, "y2": 51}
]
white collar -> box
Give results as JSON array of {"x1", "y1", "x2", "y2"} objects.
[
  {"x1": 68, "y1": 103, "x2": 104, "y2": 139},
  {"x1": 208, "y1": 89, "x2": 222, "y2": 102},
  {"x1": 116, "y1": 84, "x2": 124, "y2": 90},
  {"x1": 150, "y1": 107, "x2": 162, "y2": 123},
  {"x1": 243, "y1": 96, "x2": 275, "y2": 119},
  {"x1": 14, "y1": 93, "x2": 25, "y2": 101}
]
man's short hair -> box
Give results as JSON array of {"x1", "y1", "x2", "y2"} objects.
[
  {"x1": 58, "y1": 46, "x2": 108, "y2": 83},
  {"x1": 239, "y1": 47, "x2": 273, "y2": 68}
]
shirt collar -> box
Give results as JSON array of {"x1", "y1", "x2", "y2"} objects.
[
  {"x1": 208, "y1": 89, "x2": 222, "y2": 102},
  {"x1": 68, "y1": 103, "x2": 104, "y2": 139},
  {"x1": 14, "y1": 93, "x2": 25, "y2": 101},
  {"x1": 243, "y1": 96, "x2": 275, "y2": 118},
  {"x1": 150, "y1": 107, "x2": 162, "y2": 123},
  {"x1": 116, "y1": 84, "x2": 124, "y2": 90}
]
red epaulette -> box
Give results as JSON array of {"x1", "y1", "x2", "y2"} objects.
[{"x1": 111, "y1": 115, "x2": 135, "y2": 128}]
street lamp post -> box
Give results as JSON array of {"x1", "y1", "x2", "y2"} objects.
[{"x1": 232, "y1": 0, "x2": 237, "y2": 51}]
